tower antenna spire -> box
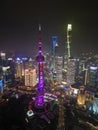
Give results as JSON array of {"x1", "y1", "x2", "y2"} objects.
[{"x1": 39, "y1": 24, "x2": 41, "y2": 31}]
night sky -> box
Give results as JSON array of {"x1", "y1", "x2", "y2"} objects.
[{"x1": 0, "y1": 0, "x2": 98, "y2": 57}]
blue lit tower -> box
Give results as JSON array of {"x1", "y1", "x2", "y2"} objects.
[
  {"x1": 52, "y1": 36, "x2": 58, "y2": 69},
  {"x1": 52, "y1": 36, "x2": 58, "y2": 55},
  {"x1": 35, "y1": 24, "x2": 45, "y2": 108}
]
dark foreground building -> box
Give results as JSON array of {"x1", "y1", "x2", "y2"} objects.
[{"x1": 0, "y1": 94, "x2": 59, "y2": 130}]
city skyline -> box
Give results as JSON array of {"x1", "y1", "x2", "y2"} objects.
[{"x1": 0, "y1": 1, "x2": 98, "y2": 57}]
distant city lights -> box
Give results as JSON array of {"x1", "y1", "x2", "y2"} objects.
[{"x1": 90, "y1": 66, "x2": 98, "y2": 70}]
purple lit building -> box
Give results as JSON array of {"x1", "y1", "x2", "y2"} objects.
[{"x1": 35, "y1": 25, "x2": 45, "y2": 108}]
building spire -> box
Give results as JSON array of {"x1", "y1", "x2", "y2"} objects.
[
  {"x1": 38, "y1": 24, "x2": 42, "y2": 44},
  {"x1": 39, "y1": 24, "x2": 41, "y2": 31}
]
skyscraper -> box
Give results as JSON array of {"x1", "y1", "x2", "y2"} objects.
[
  {"x1": 66, "y1": 58, "x2": 76, "y2": 85},
  {"x1": 55, "y1": 56, "x2": 63, "y2": 83},
  {"x1": 67, "y1": 24, "x2": 72, "y2": 58},
  {"x1": 25, "y1": 68, "x2": 37, "y2": 87}
]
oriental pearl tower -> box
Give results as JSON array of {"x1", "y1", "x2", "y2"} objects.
[
  {"x1": 26, "y1": 25, "x2": 59, "y2": 128},
  {"x1": 35, "y1": 24, "x2": 45, "y2": 108}
]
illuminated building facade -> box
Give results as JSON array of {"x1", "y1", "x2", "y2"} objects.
[
  {"x1": 88, "y1": 66, "x2": 98, "y2": 87},
  {"x1": 0, "y1": 56, "x2": 15, "y2": 87},
  {"x1": 92, "y1": 96, "x2": 98, "y2": 114},
  {"x1": 55, "y1": 56, "x2": 63, "y2": 83},
  {"x1": 66, "y1": 58, "x2": 76, "y2": 85},
  {"x1": 15, "y1": 58, "x2": 24, "y2": 78},
  {"x1": 0, "y1": 80, "x2": 3, "y2": 93},
  {"x1": 77, "y1": 86, "x2": 86, "y2": 105},
  {"x1": 51, "y1": 36, "x2": 58, "y2": 69},
  {"x1": 25, "y1": 68, "x2": 37, "y2": 87},
  {"x1": 67, "y1": 24, "x2": 72, "y2": 58},
  {"x1": 2, "y1": 66, "x2": 10, "y2": 87},
  {"x1": 52, "y1": 36, "x2": 58, "y2": 55},
  {"x1": 35, "y1": 25, "x2": 45, "y2": 108},
  {"x1": 0, "y1": 52, "x2": 6, "y2": 60}
]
